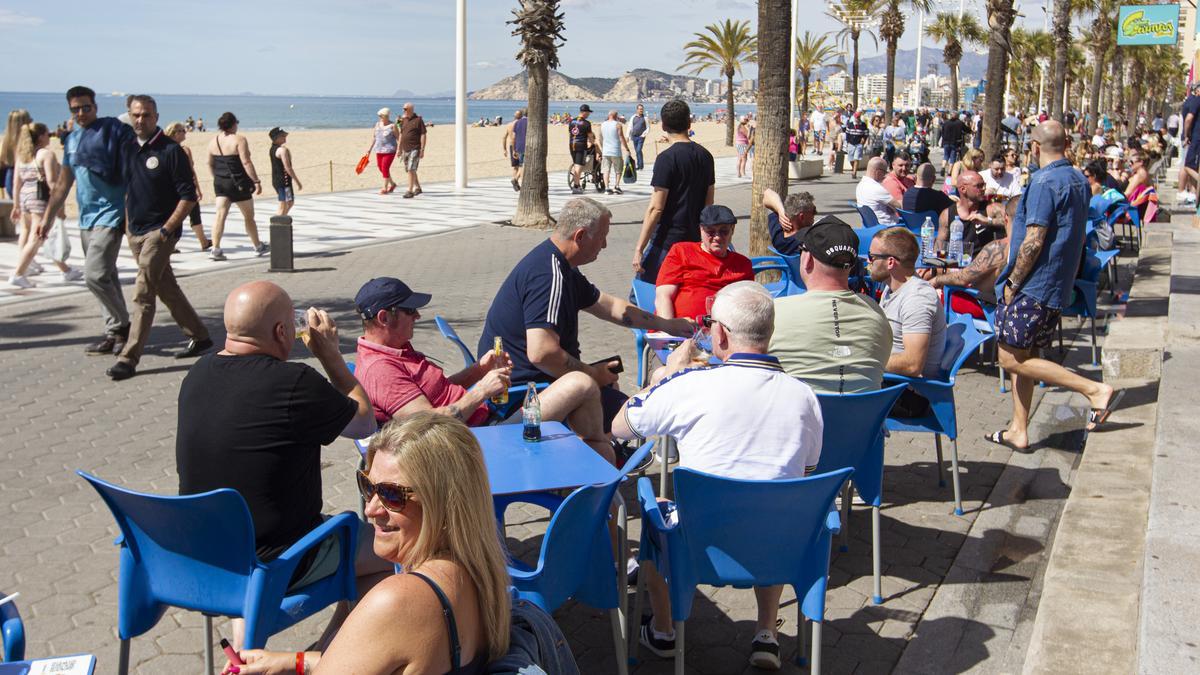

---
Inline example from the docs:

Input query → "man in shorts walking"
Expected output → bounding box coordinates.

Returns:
[398,102,426,199]
[268,127,301,216]
[844,110,868,179]
[989,121,1121,452]
[502,109,527,192]
[568,104,596,194]
[600,110,631,195]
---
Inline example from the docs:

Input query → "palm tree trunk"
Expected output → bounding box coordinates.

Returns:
[801,73,811,120]
[950,63,960,111]
[1050,0,1069,120]
[1111,45,1125,118]
[982,0,1016,158]
[1089,45,1106,128]
[751,0,790,257]
[885,40,897,120]
[514,64,553,228]
[726,71,736,147]
[852,33,861,110]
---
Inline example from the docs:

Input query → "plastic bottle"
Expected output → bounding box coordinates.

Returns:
[949,216,964,265]
[522,386,541,442]
[920,216,935,260]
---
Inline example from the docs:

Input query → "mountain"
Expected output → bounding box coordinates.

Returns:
[471,68,701,102]
[391,89,418,98]
[470,70,606,100]
[821,47,989,82]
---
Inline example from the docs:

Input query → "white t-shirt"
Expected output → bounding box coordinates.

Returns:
[623,354,823,479]
[856,176,899,225]
[810,111,825,134]
[983,169,1022,198]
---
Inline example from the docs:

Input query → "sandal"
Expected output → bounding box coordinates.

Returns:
[1086,388,1127,431]
[984,430,1028,452]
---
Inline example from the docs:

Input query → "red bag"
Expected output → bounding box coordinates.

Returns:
[355,154,370,175]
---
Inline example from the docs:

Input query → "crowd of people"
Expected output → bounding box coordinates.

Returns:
[0,84,1159,672]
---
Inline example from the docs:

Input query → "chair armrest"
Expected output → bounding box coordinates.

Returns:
[619,439,655,476]
[882,372,919,386]
[266,511,360,579]
[825,509,842,534]
[636,477,674,535]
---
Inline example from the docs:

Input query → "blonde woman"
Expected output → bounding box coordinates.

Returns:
[366,108,399,194]
[164,122,211,250]
[1,109,32,198]
[947,148,986,196]
[226,413,512,674]
[207,112,265,261]
[9,123,81,288]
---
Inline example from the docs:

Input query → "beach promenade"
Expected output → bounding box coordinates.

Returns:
[0,158,1146,673]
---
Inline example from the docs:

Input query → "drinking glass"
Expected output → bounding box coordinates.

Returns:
[294,308,310,340]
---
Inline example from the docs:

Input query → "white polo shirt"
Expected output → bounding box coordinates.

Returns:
[856,176,899,225]
[623,353,823,480]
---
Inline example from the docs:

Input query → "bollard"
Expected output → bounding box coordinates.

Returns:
[268,215,294,273]
[834,150,846,174]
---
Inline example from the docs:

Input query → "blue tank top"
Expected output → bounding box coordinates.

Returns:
[512,117,527,153]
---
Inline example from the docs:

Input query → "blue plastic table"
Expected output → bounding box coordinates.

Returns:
[471,422,621,496]
[0,654,95,674]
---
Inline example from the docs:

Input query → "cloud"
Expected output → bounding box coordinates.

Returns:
[0,9,44,26]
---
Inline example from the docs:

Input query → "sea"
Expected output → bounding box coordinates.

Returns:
[0,92,756,131]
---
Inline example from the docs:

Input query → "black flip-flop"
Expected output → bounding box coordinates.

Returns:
[1086,388,1127,431]
[984,430,1028,452]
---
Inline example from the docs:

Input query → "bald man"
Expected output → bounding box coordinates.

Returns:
[989,121,1121,452]
[939,169,1005,251]
[176,281,386,646]
[855,156,901,225]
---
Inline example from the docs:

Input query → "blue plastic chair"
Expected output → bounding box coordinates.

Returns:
[751,256,804,297]
[897,209,939,237]
[813,383,907,604]
[853,203,880,228]
[768,246,803,288]
[632,467,853,675]
[883,315,993,516]
[1,592,24,663]
[630,279,658,388]
[1059,247,1111,366]
[941,285,1007,393]
[433,315,547,421]
[853,224,893,257]
[78,471,360,675]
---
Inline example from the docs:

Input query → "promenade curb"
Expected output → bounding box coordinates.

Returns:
[1101,232,1171,380]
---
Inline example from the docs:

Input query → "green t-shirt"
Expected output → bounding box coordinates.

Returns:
[769,290,893,394]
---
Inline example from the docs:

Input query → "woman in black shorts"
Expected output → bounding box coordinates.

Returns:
[207,112,267,261]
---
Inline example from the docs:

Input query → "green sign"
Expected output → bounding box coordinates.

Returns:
[1117,5,1179,46]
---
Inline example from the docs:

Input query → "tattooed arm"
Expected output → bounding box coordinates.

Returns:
[1003,224,1047,302]
[932,238,1008,290]
[585,292,694,336]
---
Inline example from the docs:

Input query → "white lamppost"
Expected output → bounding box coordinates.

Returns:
[455,0,467,190]
[790,0,799,129]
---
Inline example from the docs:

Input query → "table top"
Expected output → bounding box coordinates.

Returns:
[472,421,621,496]
[0,654,95,674]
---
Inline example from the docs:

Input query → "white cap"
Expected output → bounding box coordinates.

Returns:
[377,107,391,117]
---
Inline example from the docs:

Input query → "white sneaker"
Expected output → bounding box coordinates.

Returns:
[210,247,226,261]
[61,268,84,282]
[1181,192,1196,204]
[8,274,35,289]
[27,261,44,276]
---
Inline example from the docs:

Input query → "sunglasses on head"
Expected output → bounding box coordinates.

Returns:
[357,470,415,513]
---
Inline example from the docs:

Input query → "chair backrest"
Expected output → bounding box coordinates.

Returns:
[78,471,258,620]
[813,384,908,506]
[768,246,802,287]
[631,278,656,313]
[526,477,624,610]
[938,315,991,381]
[434,315,476,368]
[670,467,852,589]
[856,204,880,228]
[898,209,938,236]
[853,224,890,257]
[1,593,23,662]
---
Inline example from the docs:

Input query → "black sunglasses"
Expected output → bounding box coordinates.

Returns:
[867,252,897,262]
[69,104,94,114]
[701,315,731,332]
[357,470,415,513]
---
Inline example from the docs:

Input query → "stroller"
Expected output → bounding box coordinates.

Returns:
[567,149,606,193]
[907,131,930,165]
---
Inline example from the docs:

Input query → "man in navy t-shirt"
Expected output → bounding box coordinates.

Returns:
[479,197,694,436]
[633,99,715,283]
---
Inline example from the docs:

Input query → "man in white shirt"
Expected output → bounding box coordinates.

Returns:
[983,154,1022,199]
[810,108,826,154]
[613,281,822,671]
[856,157,901,225]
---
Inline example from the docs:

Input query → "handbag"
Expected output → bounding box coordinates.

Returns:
[34,161,50,201]
[355,154,370,175]
[622,154,637,184]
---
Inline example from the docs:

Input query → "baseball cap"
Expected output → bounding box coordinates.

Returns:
[579,104,593,113]
[698,204,737,228]
[268,127,287,141]
[798,216,859,268]
[377,107,391,117]
[354,277,432,319]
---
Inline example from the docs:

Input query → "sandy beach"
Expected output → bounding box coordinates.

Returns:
[31,120,735,219]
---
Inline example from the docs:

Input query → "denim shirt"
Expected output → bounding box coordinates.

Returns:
[996,158,1088,309]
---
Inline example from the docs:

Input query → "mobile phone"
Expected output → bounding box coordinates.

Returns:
[589,355,624,374]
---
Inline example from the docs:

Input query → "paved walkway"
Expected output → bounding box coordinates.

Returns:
[0,165,1123,674]
[0,156,749,307]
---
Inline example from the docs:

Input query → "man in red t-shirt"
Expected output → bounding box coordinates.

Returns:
[654,205,755,319]
[881,151,915,202]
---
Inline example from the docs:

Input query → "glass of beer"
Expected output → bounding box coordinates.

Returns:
[294,309,310,340]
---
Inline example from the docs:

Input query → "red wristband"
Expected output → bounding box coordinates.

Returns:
[295,651,305,675]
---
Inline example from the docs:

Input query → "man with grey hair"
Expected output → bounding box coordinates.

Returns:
[600,109,631,195]
[855,156,901,225]
[478,197,693,444]
[614,280,823,670]
[762,187,815,255]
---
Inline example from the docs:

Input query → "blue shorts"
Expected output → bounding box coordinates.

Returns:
[943,145,960,165]
[1186,142,1200,170]
[276,185,294,202]
[996,292,1060,350]
[846,144,864,161]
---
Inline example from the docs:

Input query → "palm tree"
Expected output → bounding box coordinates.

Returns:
[679,19,757,146]
[981,0,1018,158]
[924,11,986,110]
[508,0,565,229]
[1085,0,1120,127]
[878,0,932,120]
[1049,0,1075,120]
[828,0,883,110]
[794,32,843,117]
[750,0,790,257]
[1010,28,1051,114]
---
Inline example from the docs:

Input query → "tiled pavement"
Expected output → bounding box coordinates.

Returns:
[0,167,1120,674]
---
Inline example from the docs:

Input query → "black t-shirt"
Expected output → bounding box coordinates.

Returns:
[767,212,800,256]
[941,118,964,147]
[568,117,592,150]
[176,353,357,560]
[902,187,954,220]
[643,140,715,279]
[477,239,602,384]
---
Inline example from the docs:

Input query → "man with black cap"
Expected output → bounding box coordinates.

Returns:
[568,104,596,194]
[268,127,301,216]
[769,217,892,393]
[355,277,615,459]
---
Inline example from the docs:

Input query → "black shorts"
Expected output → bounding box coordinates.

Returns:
[996,292,1061,350]
[570,148,590,166]
[214,177,254,202]
[1187,142,1200,170]
[510,150,524,168]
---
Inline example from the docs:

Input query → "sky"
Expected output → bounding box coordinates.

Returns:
[0,0,1050,97]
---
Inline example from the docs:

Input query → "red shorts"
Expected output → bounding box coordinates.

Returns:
[376,152,396,178]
